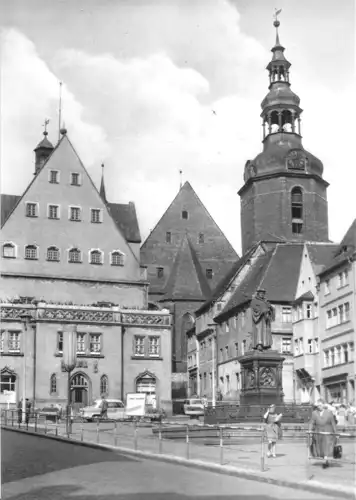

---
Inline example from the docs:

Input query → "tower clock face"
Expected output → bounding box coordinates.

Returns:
[286,149,307,170]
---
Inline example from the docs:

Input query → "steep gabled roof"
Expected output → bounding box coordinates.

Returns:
[162,233,211,301]
[215,249,276,321]
[108,202,141,244]
[306,242,339,275]
[1,194,20,227]
[195,243,259,315]
[259,243,304,302]
[319,219,356,276]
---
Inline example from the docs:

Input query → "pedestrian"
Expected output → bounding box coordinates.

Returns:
[309,399,337,469]
[263,404,283,458]
[17,399,22,424]
[25,398,31,426]
[100,395,108,420]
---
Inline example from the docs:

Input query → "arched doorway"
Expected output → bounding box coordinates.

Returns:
[136,371,157,408]
[70,372,90,408]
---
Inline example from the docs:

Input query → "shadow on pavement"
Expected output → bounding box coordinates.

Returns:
[3,484,322,500]
[2,430,138,484]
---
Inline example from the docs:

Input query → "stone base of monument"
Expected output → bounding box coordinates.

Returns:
[237,349,285,417]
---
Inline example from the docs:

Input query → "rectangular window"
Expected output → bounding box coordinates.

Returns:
[306,304,312,319]
[198,233,204,244]
[26,202,38,217]
[25,246,38,260]
[344,302,350,321]
[343,344,348,363]
[292,222,303,234]
[149,336,160,357]
[57,332,63,353]
[282,337,291,353]
[338,304,344,323]
[226,375,230,392]
[91,209,102,223]
[76,333,86,353]
[0,331,4,352]
[326,310,332,328]
[70,207,81,221]
[219,348,223,361]
[235,342,239,356]
[324,350,329,367]
[48,205,59,219]
[282,307,292,323]
[325,280,330,295]
[49,170,59,184]
[338,272,343,288]
[299,338,304,354]
[307,339,313,353]
[226,321,229,333]
[71,173,81,185]
[206,269,213,279]
[294,339,299,355]
[157,267,164,278]
[8,332,20,352]
[242,340,246,355]
[225,345,229,359]
[330,348,335,366]
[204,372,207,389]
[134,336,145,356]
[89,334,101,354]
[332,307,338,327]
[314,338,319,353]
[166,232,171,243]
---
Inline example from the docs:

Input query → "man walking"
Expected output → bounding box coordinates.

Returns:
[25,398,31,426]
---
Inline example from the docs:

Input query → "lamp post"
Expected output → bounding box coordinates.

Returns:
[20,312,33,423]
[62,327,77,435]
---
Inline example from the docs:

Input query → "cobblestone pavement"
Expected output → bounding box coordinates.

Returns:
[2,430,333,500]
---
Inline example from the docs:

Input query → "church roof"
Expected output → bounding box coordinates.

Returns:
[195,243,258,315]
[319,219,356,276]
[306,242,339,275]
[107,202,141,244]
[162,234,211,301]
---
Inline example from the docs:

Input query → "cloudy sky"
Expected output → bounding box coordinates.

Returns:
[1,0,355,254]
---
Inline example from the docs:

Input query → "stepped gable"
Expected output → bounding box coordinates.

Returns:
[306,242,339,275]
[259,243,304,302]
[163,233,211,301]
[107,202,141,243]
[319,219,356,275]
[215,249,276,321]
[1,194,20,227]
[195,243,260,315]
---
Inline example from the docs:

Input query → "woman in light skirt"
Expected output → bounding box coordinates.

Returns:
[264,404,283,458]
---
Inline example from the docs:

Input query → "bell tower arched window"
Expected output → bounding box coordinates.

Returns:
[291,187,303,234]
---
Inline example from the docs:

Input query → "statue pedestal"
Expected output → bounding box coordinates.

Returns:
[238,349,285,417]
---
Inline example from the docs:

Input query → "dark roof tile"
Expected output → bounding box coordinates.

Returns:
[107,202,141,243]
[1,194,21,227]
[319,219,356,275]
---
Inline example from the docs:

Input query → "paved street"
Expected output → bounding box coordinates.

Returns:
[2,430,331,500]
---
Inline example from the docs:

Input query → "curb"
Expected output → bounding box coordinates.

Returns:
[3,426,355,499]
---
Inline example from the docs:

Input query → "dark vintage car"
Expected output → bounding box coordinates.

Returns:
[38,405,73,422]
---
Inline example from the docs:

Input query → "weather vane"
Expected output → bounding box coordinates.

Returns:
[274,8,282,25]
[43,118,50,135]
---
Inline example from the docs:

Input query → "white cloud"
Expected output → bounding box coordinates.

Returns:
[1,0,355,256]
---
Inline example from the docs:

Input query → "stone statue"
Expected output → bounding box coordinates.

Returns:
[251,289,275,351]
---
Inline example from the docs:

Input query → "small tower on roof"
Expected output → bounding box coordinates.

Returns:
[34,119,54,175]
[100,163,107,204]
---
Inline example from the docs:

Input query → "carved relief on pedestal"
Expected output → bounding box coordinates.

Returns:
[259,367,276,387]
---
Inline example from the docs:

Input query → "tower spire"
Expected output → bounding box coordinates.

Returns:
[100,163,107,203]
[260,12,302,140]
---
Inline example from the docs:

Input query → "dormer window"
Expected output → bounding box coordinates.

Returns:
[182,210,188,220]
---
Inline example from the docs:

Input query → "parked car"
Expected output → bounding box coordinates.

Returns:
[183,398,205,418]
[80,399,125,421]
[38,405,73,422]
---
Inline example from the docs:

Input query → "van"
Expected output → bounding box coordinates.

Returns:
[80,399,125,421]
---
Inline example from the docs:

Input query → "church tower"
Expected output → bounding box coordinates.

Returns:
[238,17,329,254]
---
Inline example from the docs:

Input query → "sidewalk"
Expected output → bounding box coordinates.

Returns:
[4,421,355,499]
